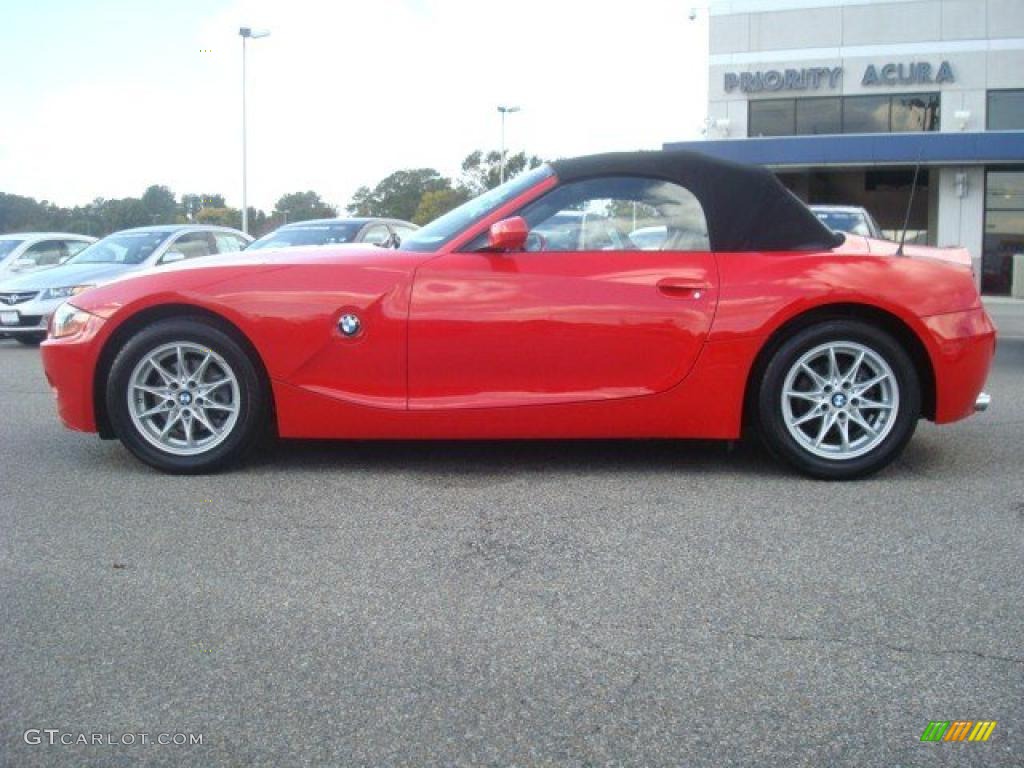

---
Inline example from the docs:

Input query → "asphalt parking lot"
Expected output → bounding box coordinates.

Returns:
[1,302,1022,767]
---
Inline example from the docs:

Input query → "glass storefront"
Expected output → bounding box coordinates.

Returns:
[796,98,841,135]
[983,169,1024,296]
[749,93,941,137]
[778,168,931,243]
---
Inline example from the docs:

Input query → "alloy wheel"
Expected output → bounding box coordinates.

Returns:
[127,342,242,456]
[780,341,899,461]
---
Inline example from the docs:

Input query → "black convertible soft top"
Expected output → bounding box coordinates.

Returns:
[550,150,843,253]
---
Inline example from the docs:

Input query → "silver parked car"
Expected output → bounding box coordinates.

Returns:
[0,232,96,277]
[0,225,251,346]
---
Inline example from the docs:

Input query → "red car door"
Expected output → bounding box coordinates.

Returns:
[408,174,719,410]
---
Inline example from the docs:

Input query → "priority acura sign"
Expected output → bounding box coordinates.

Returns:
[724,61,954,93]
[724,67,842,93]
[861,61,954,86]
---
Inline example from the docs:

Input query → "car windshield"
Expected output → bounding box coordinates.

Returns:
[401,166,554,252]
[0,239,26,257]
[249,222,364,250]
[814,211,872,237]
[69,231,173,265]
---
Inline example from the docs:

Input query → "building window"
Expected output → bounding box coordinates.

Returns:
[983,169,1024,296]
[796,98,841,135]
[843,95,891,134]
[749,99,795,137]
[988,90,1024,130]
[891,93,941,131]
[749,93,940,137]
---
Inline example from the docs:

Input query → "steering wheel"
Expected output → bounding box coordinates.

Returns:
[524,231,547,252]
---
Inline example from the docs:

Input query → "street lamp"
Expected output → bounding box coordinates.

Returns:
[239,26,270,234]
[497,105,521,184]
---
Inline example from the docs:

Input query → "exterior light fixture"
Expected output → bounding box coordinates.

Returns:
[955,172,969,198]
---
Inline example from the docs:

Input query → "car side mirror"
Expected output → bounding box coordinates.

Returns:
[161,250,186,264]
[11,258,35,270]
[487,216,529,252]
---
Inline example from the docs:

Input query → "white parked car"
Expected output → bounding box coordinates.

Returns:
[0,232,96,277]
[0,225,251,346]
[810,205,884,240]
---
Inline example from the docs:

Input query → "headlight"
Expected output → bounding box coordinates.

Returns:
[41,284,94,301]
[49,302,94,339]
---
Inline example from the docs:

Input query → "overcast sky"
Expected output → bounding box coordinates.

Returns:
[0,0,709,212]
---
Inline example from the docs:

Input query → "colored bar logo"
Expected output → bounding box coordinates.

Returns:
[921,721,997,742]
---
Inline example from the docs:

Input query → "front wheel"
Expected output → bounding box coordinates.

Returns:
[106,318,267,474]
[757,320,920,480]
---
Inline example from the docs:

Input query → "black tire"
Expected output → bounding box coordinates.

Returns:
[106,318,267,474]
[15,333,46,346]
[756,320,920,480]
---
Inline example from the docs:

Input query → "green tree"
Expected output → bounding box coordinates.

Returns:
[460,150,543,195]
[181,193,227,221]
[194,206,268,234]
[413,187,469,225]
[1,186,264,238]
[195,207,240,228]
[101,198,152,232]
[346,186,377,217]
[141,185,178,225]
[274,191,336,223]
[0,192,51,232]
[247,207,269,236]
[346,169,449,221]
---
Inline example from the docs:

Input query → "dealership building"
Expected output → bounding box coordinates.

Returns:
[666,0,1024,296]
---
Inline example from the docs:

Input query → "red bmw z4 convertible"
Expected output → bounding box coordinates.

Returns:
[41,151,996,479]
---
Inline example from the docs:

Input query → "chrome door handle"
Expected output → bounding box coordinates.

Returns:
[657,279,707,299]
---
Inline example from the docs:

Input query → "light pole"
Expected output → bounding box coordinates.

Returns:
[239,26,270,234]
[497,105,520,184]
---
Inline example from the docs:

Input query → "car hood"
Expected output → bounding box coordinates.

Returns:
[97,244,403,284]
[69,244,434,320]
[0,262,138,291]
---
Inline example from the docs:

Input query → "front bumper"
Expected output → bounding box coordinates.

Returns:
[0,296,61,335]
[39,313,108,433]
[921,307,997,424]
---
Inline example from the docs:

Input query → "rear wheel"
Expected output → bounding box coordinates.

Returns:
[106,318,266,473]
[757,320,920,479]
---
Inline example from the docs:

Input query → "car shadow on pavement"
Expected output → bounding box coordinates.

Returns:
[244,433,953,481]
[67,434,952,481]
[245,437,791,480]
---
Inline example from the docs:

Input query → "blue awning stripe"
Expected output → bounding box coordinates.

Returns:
[663,131,1024,168]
